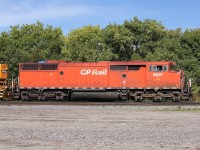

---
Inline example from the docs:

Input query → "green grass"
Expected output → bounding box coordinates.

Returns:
[153,106,200,112]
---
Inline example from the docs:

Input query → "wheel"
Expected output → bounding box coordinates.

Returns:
[154,96,162,102]
[42,96,46,101]
[37,95,42,101]
[172,96,180,102]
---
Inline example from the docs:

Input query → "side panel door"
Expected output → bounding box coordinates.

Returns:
[121,71,127,88]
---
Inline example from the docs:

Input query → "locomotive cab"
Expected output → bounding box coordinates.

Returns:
[146,62,182,89]
[145,61,191,101]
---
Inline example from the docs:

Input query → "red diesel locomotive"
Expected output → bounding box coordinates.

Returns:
[12,60,191,101]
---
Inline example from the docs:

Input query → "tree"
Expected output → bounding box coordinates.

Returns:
[145,29,182,62]
[179,29,200,87]
[0,32,29,78]
[124,17,166,60]
[61,25,115,62]
[0,21,65,77]
[9,21,64,61]
[102,24,133,60]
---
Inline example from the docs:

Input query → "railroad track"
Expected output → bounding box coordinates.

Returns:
[0,101,200,106]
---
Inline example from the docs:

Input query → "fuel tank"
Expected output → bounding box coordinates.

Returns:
[71,91,120,100]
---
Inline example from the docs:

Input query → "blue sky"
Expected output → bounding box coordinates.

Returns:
[0,0,200,35]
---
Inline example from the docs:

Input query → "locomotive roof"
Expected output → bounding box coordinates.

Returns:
[109,61,175,65]
[20,60,175,66]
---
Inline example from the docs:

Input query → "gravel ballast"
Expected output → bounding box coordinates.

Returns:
[0,105,200,150]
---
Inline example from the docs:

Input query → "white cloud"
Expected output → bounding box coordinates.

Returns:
[0,0,91,27]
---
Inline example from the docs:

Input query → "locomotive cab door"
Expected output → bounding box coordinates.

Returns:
[121,71,127,88]
[58,67,67,86]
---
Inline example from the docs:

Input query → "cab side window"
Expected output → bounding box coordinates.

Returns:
[149,65,168,72]
[163,65,168,71]
[154,65,162,72]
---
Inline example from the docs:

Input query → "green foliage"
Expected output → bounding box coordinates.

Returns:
[102,24,133,60]
[192,86,200,101]
[9,21,64,61]
[145,29,181,62]
[0,21,64,78]
[178,29,200,87]
[124,17,166,59]
[61,25,116,61]
[153,106,200,111]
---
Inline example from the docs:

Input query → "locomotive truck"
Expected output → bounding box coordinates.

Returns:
[11,60,191,102]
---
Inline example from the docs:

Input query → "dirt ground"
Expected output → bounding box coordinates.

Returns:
[0,105,200,150]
